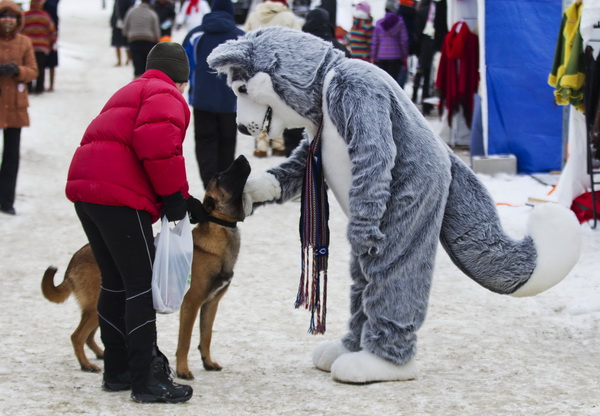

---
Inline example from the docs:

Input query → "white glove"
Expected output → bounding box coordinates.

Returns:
[242,172,281,216]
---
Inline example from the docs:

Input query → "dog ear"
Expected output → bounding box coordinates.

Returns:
[203,196,216,215]
[207,38,254,75]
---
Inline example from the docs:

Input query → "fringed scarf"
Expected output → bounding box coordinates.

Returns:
[296,118,329,334]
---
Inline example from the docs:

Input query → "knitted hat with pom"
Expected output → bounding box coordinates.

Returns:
[146,42,190,83]
[355,1,371,15]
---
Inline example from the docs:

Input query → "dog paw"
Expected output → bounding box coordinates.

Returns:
[81,364,102,373]
[176,369,195,380]
[202,361,222,371]
[330,351,419,384]
[312,339,350,372]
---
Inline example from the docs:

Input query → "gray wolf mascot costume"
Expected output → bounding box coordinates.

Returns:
[207,27,581,384]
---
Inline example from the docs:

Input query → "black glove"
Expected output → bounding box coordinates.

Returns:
[162,191,187,222]
[0,63,19,77]
[187,195,207,224]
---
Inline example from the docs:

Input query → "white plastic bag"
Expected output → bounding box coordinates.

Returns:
[151,215,193,314]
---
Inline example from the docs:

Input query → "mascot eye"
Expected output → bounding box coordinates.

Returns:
[237,85,247,94]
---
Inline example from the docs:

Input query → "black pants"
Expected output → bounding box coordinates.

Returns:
[74,202,157,390]
[283,128,304,157]
[28,51,48,94]
[0,128,21,210]
[193,109,237,188]
[412,35,436,112]
[376,59,403,82]
[129,40,156,78]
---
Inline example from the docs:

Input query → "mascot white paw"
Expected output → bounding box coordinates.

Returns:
[312,340,350,372]
[242,172,281,216]
[330,350,419,384]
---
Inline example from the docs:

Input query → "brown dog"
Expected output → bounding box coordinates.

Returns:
[42,155,251,380]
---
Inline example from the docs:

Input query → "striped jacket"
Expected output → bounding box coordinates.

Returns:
[22,5,56,55]
[347,17,373,60]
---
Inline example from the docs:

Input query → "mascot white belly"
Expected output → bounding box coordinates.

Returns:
[320,71,352,217]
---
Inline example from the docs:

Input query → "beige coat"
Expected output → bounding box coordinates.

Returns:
[0,0,38,128]
[243,1,301,32]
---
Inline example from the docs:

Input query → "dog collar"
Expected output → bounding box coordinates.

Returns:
[208,216,237,228]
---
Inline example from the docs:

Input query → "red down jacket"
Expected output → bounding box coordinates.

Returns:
[66,69,191,223]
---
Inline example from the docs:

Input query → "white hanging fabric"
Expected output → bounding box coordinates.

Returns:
[580,0,600,59]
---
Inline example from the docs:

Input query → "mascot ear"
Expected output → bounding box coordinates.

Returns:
[207,38,253,74]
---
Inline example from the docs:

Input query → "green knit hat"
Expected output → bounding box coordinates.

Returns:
[146,42,190,83]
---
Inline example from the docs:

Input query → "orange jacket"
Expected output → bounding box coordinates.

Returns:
[0,0,38,128]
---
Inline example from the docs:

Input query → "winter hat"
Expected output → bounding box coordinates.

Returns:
[211,0,234,15]
[146,42,190,83]
[355,2,371,16]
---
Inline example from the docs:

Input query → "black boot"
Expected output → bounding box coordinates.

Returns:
[131,354,193,403]
[102,371,132,392]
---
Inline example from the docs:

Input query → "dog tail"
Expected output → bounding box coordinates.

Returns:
[41,266,73,303]
[440,154,581,296]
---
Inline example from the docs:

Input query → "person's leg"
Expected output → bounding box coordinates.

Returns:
[216,112,237,173]
[115,46,122,66]
[129,41,155,78]
[282,127,304,157]
[74,202,192,402]
[0,128,21,214]
[48,67,55,91]
[271,135,286,156]
[34,52,47,94]
[419,37,436,115]
[74,202,130,385]
[194,109,219,188]
[76,203,157,389]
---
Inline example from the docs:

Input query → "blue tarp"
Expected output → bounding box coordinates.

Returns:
[485,0,564,173]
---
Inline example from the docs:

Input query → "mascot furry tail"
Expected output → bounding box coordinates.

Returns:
[441,156,581,297]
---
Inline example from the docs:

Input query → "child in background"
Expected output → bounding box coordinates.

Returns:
[347,2,373,61]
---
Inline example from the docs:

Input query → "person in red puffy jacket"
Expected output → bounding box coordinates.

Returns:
[65,42,205,404]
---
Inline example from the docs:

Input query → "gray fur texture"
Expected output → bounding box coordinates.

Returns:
[208,27,577,366]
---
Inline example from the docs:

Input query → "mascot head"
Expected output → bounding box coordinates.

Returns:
[207,27,346,138]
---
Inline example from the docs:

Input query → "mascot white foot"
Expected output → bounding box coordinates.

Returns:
[207,27,582,384]
[331,351,419,384]
[312,340,350,372]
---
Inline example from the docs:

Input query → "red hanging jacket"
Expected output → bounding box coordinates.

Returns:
[435,21,479,127]
[66,70,191,222]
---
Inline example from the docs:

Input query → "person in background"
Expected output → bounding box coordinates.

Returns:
[0,0,38,216]
[122,0,160,79]
[182,0,244,188]
[42,0,58,91]
[66,42,204,404]
[302,8,350,57]
[110,0,134,67]
[396,0,417,87]
[21,0,56,95]
[243,0,301,31]
[411,0,447,115]
[243,0,301,157]
[371,10,409,85]
[347,2,373,61]
[175,0,211,33]
[153,0,176,40]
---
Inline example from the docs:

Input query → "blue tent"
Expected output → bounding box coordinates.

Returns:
[482,0,564,173]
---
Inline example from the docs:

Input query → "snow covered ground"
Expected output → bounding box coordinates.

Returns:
[0,1,599,415]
